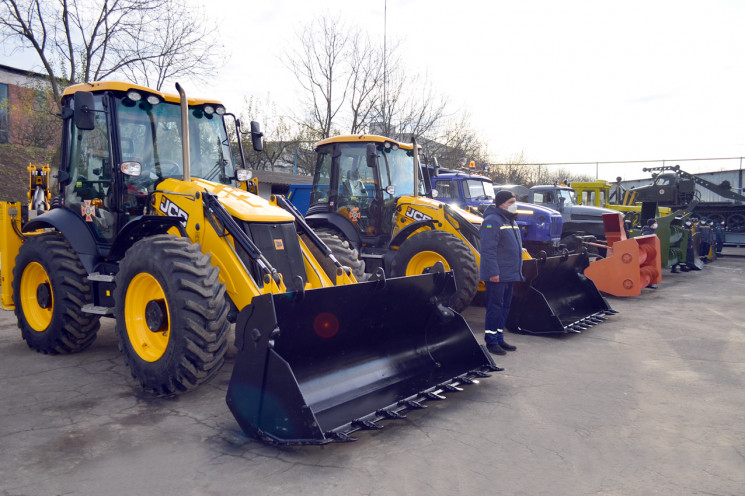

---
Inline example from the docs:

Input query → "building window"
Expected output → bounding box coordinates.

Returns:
[0,83,8,144]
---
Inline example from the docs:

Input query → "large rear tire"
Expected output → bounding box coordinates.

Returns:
[113,235,229,395]
[391,230,479,312]
[12,233,100,354]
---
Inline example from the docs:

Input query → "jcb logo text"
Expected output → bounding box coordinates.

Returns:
[405,207,433,222]
[159,197,189,226]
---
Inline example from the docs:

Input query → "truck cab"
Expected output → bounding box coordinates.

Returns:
[527,184,617,240]
[429,170,563,255]
[430,170,495,214]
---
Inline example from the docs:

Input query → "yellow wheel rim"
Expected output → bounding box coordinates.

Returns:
[19,262,54,332]
[405,251,451,275]
[125,273,170,362]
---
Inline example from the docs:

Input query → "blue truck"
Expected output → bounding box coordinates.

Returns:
[426,168,564,256]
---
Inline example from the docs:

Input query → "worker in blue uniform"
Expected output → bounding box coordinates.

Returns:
[479,190,523,355]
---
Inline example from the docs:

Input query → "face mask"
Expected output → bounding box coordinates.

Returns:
[652,223,658,229]
[507,203,518,214]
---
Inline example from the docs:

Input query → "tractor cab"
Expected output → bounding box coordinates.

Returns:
[59,82,239,243]
[308,136,426,245]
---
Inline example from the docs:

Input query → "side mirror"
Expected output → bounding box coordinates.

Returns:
[73,92,95,130]
[250,121,263,152]
[432,156,440,177]
[366,143,378,168]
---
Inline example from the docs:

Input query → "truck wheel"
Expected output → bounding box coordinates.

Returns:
[727,213,745,233]
[391,230,479,312]
[307,228,366,282]
[113,235,229,395]
[12,233,100,354]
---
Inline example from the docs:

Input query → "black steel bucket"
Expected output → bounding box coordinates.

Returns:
[226,270,498,445]
[507,252,616,335]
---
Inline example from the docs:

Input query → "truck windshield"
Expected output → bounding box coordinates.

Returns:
[116,97,234,188]
[557,188,578,205]
[464,179,495,200]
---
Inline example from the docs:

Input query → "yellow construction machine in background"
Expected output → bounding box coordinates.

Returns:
[299,135,616,334]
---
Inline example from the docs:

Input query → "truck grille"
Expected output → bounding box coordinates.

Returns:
[550,216,563,237]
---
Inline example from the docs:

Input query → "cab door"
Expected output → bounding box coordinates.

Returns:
[63,92,116,241]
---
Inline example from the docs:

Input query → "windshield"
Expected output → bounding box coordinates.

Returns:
[373,144,427,199]
[117,97,234,189]
[557,188,577,205]
[464,179,495,200]
[654,174,674,186]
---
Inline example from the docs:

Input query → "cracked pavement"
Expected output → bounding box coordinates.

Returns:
[1,247,744,495]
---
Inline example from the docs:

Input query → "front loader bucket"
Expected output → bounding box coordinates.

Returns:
[584,236,662,297]
[226,270,498,445]
[506,252,616,335]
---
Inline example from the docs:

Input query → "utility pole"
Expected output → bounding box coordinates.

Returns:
[383,0,387,134]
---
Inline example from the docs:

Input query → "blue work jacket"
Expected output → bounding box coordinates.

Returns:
[479,204,524,283]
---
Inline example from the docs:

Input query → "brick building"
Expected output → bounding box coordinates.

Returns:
[0,64,58,147]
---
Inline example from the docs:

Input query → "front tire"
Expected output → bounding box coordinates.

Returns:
[305,227,366,282]
[114,235,229,395]
[12,233,100,354]
[391,230,479,312]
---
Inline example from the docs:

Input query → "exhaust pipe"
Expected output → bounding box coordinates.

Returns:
[175,82,191,182]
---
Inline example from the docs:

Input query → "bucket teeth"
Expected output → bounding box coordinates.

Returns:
[352,419,383,431]
[441,384,463,392]
[377,409,406,420]
[326,430,357,442]
[421,391,446,401]
[473,369,494,377]
[399,399,427,410]
[459,376,476,384]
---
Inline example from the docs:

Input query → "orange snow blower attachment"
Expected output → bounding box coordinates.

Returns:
[584,213,662,297]
[584,236,662,297]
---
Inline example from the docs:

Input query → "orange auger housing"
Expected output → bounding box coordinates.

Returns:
[584,213,662,297]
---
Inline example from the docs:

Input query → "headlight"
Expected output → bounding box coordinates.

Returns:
[121,161,142,176]
[126,90,142,102]
[215,105,226,115]
[235,169,252,181]
[146,95,161,105]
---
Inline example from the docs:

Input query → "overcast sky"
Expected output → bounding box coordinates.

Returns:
[4,0,745,181]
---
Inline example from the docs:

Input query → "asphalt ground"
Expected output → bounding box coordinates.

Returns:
[1,247,744,496]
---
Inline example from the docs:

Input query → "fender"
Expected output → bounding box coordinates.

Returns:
[108,215,187,260]
[23,208,100,273]
[389,219,438,248]
[304,212,362,251]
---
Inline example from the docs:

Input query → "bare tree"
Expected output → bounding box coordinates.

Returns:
[428,110,489,169]
[118,0,225,90]
[234,95,303,172]
[285,14,353,139]
[0,0,224,109]
[491,151,537,185]
[381,69,448,143]
[347,30,383,134]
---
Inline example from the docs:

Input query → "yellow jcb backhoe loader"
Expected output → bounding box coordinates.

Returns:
[300,135,615,334]
[0,82,498,444]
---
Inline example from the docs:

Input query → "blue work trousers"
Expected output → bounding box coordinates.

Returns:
[484,281,514,345]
